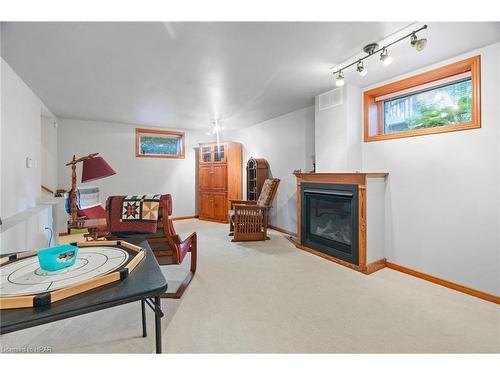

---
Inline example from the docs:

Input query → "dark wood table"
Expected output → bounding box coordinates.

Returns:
[0,241,168,353]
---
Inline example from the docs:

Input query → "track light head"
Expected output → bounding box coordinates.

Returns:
[356,60,368,77]
[380,48,393,67]
[410,32,427,51]
[335,71,345,87]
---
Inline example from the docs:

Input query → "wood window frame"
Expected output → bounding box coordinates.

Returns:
[363,55,481,142]
[135,128,185,159]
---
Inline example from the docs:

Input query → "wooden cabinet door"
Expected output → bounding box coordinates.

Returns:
[200,145,212,163]
[213,144,226,163]
[212,164,227,190]
[212,193,227,222]
[199,166,213,190]
[199,192,214,219]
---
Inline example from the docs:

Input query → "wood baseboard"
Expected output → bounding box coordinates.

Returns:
[365,258,387,274]
[172,215,198,221]
[386,261,500,305]
[198,217,228,224]
[268,224,296,237]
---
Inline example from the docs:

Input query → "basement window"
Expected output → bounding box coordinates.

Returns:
[136,128,185,159]
[364,55,481,142]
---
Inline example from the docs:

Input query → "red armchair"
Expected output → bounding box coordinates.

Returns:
[106,194,197,299]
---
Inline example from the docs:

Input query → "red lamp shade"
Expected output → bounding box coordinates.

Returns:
[81,156,116,183]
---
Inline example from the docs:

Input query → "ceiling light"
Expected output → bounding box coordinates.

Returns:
[210,120,224,134]
[330,24,428,85]
[380,48,393,67]
[335,71,345,87]
[356,60,368,77]
[410,32,427,51]
[362,43,379,55]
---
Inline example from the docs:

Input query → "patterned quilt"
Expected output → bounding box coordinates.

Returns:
[107,194,161,234]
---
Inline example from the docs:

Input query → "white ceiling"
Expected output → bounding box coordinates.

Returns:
[2,22,500,130]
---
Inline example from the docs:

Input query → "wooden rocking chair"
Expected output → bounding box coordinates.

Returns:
[106,194,196,299]
[229,178,280,242]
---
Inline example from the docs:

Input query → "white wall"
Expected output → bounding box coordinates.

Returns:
[57,118,212,217]
[0,23,3,226]
[228,106,315,233]
[1,59,43,218]
[315,84,362,172]
[1,58,56,252]
[41,116,58,192]
[360,43,499,295]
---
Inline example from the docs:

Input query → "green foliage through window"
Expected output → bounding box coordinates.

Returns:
[140,135,181,156]
[383,78,473,134]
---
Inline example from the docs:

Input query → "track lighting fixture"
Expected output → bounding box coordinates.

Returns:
[379,48,393,67]
[331,24,428,84]
[410,32,427,51]
[335,70,345,87]
[356,60,368,77]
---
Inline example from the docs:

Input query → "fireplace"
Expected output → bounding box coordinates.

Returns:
[301,183,359,265]
[294,172,388,274]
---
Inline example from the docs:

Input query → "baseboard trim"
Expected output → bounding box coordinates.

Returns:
[365,258,387,274]
[268,224,296,237]
[386,261,500,305]
[172,215,198,221]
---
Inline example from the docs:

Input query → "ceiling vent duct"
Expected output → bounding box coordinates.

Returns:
[318,88,343,111]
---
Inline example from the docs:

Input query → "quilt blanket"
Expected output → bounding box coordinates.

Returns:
[107,194,161,234]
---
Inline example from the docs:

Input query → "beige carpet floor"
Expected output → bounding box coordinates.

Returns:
[1,219,499,353]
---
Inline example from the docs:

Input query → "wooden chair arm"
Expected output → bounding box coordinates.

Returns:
[233,204,269,211]
[230,200,257,209]
[172,231,197,245]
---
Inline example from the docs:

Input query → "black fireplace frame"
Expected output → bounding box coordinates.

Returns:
[301,183,359,265]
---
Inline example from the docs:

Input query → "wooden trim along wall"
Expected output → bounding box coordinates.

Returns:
[172,215,198,221]
[135,128,186,159]
[364,55,481,142]
[268,224,296,237]
[41,185,54,194]
[386,261,499,305]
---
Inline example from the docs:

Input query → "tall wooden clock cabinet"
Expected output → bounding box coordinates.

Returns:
[198,142,242,223]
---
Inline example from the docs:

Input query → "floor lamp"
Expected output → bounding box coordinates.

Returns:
[66,153,116,227]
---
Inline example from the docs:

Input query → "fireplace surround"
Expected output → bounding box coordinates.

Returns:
[294,172,388,274]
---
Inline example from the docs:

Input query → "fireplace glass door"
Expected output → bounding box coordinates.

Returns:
[302,184,359,265]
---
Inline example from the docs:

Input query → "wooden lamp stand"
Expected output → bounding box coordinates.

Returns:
[66,153,115,228]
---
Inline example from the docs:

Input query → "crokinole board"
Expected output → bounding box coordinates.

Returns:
[0,241,145,309]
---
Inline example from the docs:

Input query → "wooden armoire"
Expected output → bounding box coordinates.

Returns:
[198,142,242,223]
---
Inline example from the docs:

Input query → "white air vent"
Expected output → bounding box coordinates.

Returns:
[318,88,343,111]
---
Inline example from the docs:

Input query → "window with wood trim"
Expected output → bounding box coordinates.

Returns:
[135,128,185,159]
[364,55,481,142]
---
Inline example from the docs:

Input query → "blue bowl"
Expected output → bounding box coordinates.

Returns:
[37,244,79,271]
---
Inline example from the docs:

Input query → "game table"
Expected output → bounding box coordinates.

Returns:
[0,241,168,353]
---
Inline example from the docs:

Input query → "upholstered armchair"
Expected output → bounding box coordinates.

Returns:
[229,178,280,242]
[106,194,197,299]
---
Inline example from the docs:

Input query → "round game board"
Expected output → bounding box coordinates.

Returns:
[0,246,129,297]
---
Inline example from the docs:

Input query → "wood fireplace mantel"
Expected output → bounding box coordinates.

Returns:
[294,172,388,185]
[294,172,388,274]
